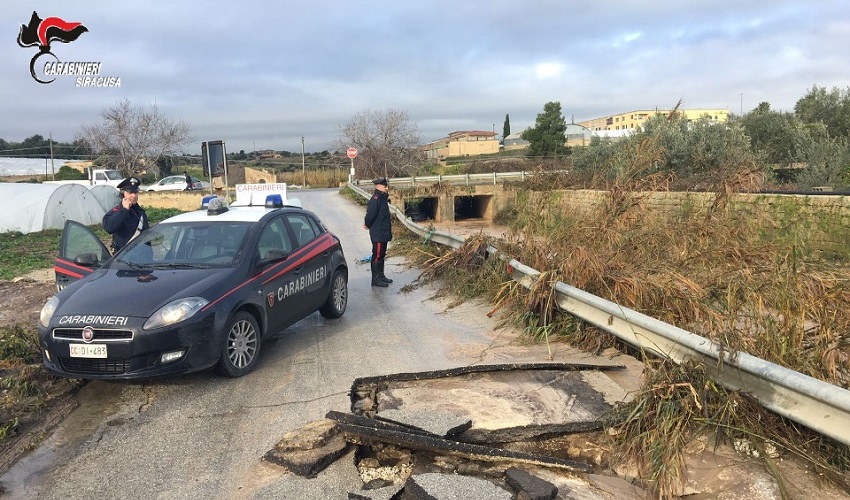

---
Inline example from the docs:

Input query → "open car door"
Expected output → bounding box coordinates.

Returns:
[54,220,111,291]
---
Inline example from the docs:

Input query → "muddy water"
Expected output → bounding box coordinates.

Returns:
[1,381,131,498]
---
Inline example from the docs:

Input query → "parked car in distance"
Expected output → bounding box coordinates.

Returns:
[143,175,210,192]
[191,177,211,190]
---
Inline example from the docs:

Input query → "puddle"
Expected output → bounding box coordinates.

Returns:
[0,381,128,498]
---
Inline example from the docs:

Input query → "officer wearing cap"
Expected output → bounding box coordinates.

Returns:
[363,177,393,287]
[103,176,149,252]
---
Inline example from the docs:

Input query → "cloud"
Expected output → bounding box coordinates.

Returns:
[1,0,849,153]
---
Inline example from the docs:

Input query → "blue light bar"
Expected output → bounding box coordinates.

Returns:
[201,195,217,209]
[265,194,283,208]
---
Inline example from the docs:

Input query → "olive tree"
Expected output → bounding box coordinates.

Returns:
[336,108,420,180]
[794,85,850,139]
[77,99,191,177]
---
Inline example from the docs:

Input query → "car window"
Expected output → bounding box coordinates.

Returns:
[257,218,293,260]
[120,222,251,266]
[286,213,318,248]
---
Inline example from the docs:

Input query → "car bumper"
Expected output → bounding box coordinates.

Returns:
[38,314,221,380]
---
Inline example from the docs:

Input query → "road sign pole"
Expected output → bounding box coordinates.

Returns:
[346,147,358,182]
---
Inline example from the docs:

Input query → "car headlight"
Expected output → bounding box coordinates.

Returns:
[39,296,60,328]
[144,297,209,330]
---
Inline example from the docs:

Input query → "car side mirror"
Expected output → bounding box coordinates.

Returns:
[74,253,100,267]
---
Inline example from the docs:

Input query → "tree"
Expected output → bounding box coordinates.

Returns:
[521,102,568,157]
[336,108,420,179]
[738,102,807,165]
[795,136,850,190]
[77,99,191,178]
[794,85,850,139]
[502,114,510,143]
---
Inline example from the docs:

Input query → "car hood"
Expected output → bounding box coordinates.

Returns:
[55,267,237,317]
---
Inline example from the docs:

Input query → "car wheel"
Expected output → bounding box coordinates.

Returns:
[215,311,261,377]
[319,269,347,319]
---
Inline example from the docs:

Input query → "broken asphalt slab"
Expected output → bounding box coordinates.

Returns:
[349,362,630,444]
[265,362,631,489]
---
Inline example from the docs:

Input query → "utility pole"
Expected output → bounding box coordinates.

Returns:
[49,132,55,179]
[739,93,743,116]
[301,135,306,188]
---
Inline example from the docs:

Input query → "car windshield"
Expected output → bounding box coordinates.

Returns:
[116,221,253,267]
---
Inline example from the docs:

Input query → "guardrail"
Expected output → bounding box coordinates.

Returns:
[351,171,541,188]
[348,183,850,447]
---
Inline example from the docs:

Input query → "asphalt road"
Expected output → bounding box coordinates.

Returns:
[1,188,623,499]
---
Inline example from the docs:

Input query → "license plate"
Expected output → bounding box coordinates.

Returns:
[69,343,107,358]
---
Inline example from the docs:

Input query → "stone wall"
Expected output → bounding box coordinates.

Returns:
[142,191,209,211]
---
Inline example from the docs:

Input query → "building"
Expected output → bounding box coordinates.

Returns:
[565,123,593,147]
[502,132,530,151]
[421,130,499,159]
[578,108,729,133]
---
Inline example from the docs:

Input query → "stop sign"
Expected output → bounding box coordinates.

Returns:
[346,147,358,159]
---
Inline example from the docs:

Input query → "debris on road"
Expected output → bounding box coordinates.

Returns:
[264,362,633,497]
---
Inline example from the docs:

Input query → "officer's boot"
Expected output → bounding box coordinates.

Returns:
[371,260,388,287]
[378,259,393,284]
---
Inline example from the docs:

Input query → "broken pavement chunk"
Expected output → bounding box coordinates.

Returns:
[326,411,592,473]
[403,472,513,500]
[263,419,350,478]
[376,408,472,438]
[505,467,558,500]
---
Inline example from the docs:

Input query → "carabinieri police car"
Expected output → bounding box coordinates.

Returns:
[38,188,348,379]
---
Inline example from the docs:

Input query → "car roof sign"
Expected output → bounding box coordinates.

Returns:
[233,183,287,207]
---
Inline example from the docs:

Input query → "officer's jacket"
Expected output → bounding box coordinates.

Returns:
[364,189,392,243]
[103,203,149,251]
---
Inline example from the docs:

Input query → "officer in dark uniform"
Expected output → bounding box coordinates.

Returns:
[363,177,393,287]
[103,176,149,252]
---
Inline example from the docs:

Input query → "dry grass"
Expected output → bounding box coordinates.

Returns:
[276,168,349,188]
[391,130,850,496]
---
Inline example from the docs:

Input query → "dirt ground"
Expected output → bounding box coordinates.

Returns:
[0,269,56,330]
[0,269,82,476]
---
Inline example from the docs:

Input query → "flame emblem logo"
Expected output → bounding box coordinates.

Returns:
[17,11,88,84]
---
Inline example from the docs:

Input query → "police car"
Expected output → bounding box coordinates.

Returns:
[38,186,348,379]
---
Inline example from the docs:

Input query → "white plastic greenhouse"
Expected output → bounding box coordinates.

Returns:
[0,183,120,234]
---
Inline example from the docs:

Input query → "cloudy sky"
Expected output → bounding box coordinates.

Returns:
[2,1,849,155]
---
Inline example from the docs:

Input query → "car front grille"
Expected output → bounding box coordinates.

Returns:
[58,357,133,374]
[52,328,134,341]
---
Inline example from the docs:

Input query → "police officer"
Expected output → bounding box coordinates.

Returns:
[363,177,393,287]
[103,176,149,252]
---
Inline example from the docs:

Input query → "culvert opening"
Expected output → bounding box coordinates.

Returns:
[454,195,492,221]
[404,197,438,222]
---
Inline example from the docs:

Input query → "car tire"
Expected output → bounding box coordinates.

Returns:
[319,269,347,319]
[215,311,262,377]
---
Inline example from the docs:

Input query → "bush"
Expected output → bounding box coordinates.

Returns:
[0,325,41,364]
[53,165,86,181]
